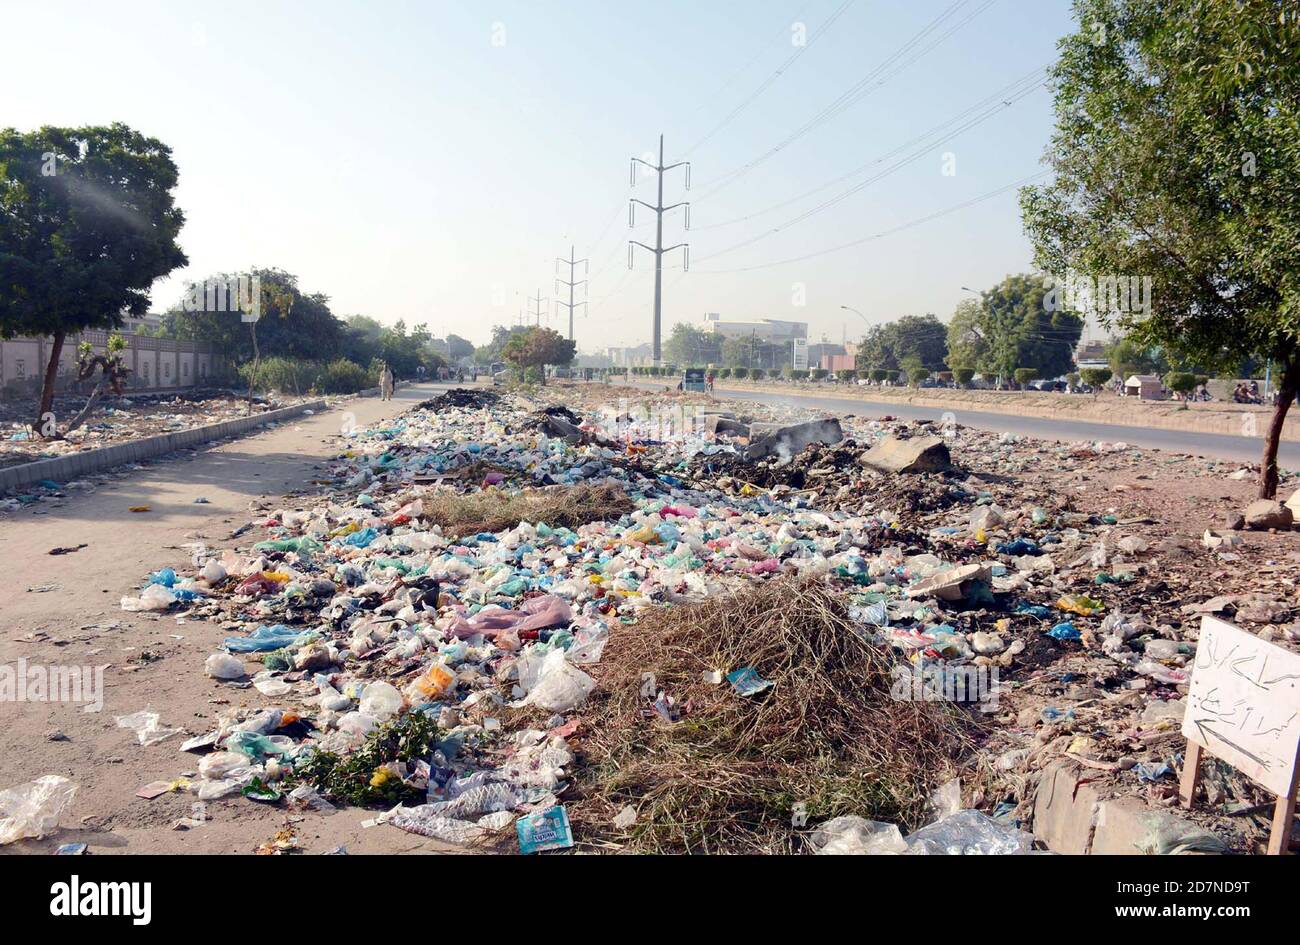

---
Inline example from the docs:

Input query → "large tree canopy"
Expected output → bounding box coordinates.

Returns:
[1021,0,1300,495]
[502,326,576,384]
[939,275,1084,383]
[166,267,343,362]
[663,322,722,367]
[857,314,948,374]
[0,122,187,431]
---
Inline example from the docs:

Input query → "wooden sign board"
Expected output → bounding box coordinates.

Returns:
[1181,615,1300,854]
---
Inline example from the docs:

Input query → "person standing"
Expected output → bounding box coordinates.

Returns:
[380,362,394,401]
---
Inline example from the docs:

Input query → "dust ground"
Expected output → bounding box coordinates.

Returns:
[0,382,458,854]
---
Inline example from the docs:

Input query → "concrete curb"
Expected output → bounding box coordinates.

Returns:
[0,399,327,494]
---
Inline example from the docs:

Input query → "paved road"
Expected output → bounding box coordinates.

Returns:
[0,382,459,854]
[618,380,1296,467]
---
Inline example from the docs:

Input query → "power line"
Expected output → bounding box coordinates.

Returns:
[690,2,815,113]
[683,169,1049,274]
[694,75,1046,262]
[684,0,856,156]
[694,0,997,200]
[694,64,1049,231]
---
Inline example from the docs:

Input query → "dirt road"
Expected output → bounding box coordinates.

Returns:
[0,382,458,854]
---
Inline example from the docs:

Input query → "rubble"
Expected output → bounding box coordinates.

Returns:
[1243,498,1293,531]
[743,418,843,462]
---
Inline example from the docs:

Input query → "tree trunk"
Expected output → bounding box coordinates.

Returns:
[35,330,66,437]
[246,322,260,416]
[62,374,110,436]
[1259,359,1299,500]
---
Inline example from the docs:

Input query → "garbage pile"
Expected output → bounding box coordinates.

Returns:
[2,390,306,464]
[112,386,1299,853]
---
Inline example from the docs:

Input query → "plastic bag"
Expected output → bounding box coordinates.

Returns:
[0,775,78,844]
[523,650,595,712]
[927,778,962,821]
[904,810,1035,855]
[359,681,403,718]
[810,816,907,855]
[120,583,176,612]
[204,652,246,680]
[116,710,183,746]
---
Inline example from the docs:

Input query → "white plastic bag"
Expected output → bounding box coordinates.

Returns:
[205,652,246,680]
[359,681,403,718]
[810,816,907,855]
[0,775,78,844]
[904,810,1035,855]
[523,649,595,713]
[116,710,183,746]
[120,583,176,612]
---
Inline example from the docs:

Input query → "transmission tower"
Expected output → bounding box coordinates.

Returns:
[555,245,589,342]
[528,287,549,326]
[628,134,690,363]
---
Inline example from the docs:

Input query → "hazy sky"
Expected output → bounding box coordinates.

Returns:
[7,0,1080,352]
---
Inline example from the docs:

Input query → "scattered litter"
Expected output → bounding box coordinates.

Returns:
[115,711,183,747]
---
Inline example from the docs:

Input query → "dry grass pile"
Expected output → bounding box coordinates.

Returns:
[421,482,632,538]
[571,578,979,853]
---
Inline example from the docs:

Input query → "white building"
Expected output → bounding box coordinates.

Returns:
[700,313,808,343]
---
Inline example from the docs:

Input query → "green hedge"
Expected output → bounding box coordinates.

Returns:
[239,357,376,395]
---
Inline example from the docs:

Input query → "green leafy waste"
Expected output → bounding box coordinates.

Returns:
[294,710,442,807]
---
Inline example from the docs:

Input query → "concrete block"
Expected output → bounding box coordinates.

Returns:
[1092,799,1228,855]
[859,435,951,474]
[1031,760,1099,855]
[704,413,747,436]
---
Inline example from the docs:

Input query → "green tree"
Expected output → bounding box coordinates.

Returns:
[501,326,575,385]
[1080,367,1113,395]
[953,367,976,387]
[170,268,342,362]
[1104,335,1167,382]
[1014,367,1039,388]
[1021,0,1300,497]
[663,322,721,367]
[445,333,475,361]
[982,274,1084,384]
[0,123,187,434]
[857,314,947,374]
[475,324,529,366]
[945,299,989,372]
